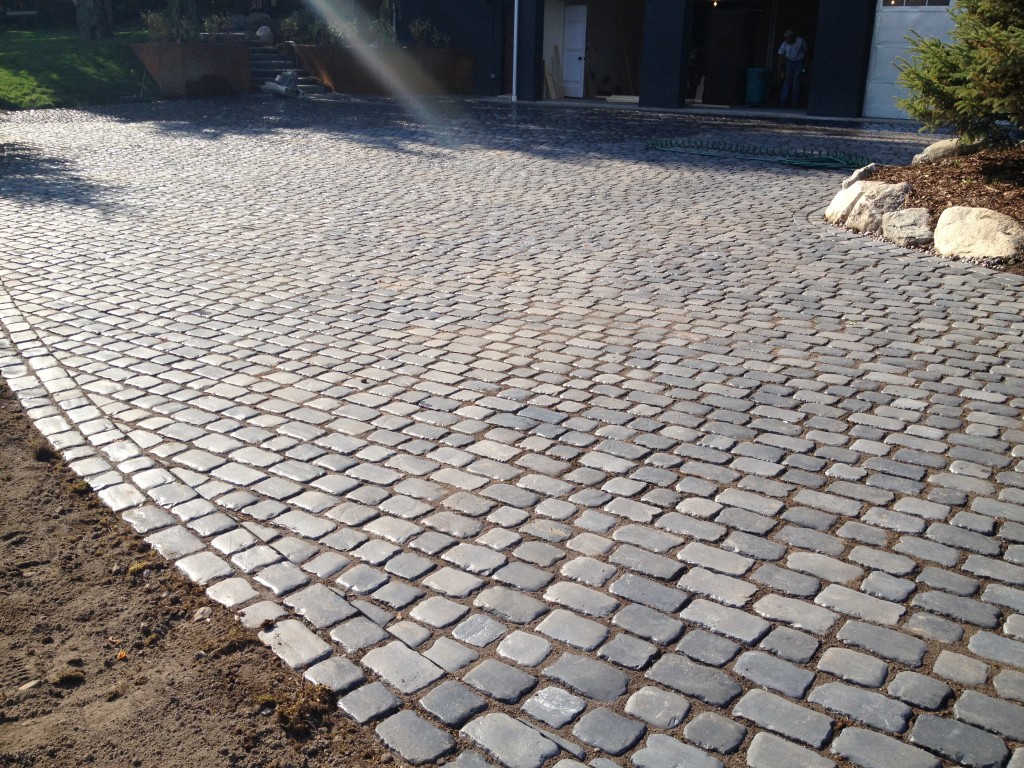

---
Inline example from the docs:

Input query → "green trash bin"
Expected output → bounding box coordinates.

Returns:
[746,67,772,107]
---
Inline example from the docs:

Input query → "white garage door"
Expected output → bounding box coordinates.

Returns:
[863,0,955,119]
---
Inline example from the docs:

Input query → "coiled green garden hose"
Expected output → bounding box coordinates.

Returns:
[647,138,872,170]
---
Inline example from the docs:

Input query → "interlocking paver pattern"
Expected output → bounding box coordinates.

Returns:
[2,96,1023,767]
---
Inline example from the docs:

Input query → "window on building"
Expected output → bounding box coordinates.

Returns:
[883,0,951,7]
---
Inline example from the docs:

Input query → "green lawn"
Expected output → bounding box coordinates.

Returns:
[0,29,159,110]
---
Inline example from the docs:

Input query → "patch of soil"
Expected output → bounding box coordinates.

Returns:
[0,380,407,768]
[872,145,1024,276]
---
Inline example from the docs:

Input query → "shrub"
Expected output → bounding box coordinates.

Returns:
[897,0,1024,143]
[408,17,450,48]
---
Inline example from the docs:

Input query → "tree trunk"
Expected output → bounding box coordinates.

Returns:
[77,0,114,40]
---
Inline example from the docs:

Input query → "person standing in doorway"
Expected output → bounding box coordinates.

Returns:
[777,29,808,107]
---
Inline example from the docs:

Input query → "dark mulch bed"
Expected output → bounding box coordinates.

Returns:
[873,146,1024,226]
[871,145,1024,276]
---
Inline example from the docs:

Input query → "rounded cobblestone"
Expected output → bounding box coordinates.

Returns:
[2,97,1022,768]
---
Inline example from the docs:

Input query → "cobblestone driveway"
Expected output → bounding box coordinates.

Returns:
[2,97,1023,768]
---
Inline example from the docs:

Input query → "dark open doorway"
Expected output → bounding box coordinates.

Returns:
[686,0,819,107]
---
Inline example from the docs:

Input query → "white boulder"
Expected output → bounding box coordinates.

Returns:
[842,163,878,189]
[882,207,933,248]
[934,206,1024,263]
[845,182,911,234]
[825,182,868,226]
[912,138,963,165]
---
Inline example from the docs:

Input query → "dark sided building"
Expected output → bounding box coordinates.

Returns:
[397,0,954,119]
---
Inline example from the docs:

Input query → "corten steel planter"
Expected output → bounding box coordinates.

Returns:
[293,44,474,96]
[133,42,251,99]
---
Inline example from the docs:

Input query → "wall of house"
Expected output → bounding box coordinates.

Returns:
[806,0,875,116]
[399,0,511,96]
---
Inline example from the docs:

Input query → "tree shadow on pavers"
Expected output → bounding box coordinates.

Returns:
[78,94,933,170]
[0,142,114,208]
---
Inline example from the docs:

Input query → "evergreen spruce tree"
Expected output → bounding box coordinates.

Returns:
[897,0,1024,143]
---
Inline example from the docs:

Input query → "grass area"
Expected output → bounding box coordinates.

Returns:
[0,29,160,110]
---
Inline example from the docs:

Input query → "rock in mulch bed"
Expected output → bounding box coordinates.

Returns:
[826,140,1024,274]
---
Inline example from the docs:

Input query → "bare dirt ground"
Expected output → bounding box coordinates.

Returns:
[0,380,407,768]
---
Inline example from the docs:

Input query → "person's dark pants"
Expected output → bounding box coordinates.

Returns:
[780,59,803,106]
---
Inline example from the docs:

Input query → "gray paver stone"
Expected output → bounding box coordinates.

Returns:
[375,711,454,765]
[817,648,889,688]
[680,599,771,645]
[175,551,234,585]
[677,542,753,576]
[419,680,487,726]
[746,732,836,768]
[678,566,757,607]
[968,631,1024,670]
[303,656,364,693]
[934,650,989,685]
[497,631,552,667]
[423,636,480,673]
[910,714,1010,768]
[954,690,1024,741]
[257,618,331,670]
[807,683,911,734]
[145,525,204,559]
[815,585,905,625]
[522,686,587,728]
[683,712,747,754]
[361,641,445,694]
[462,712,559,768]
[453,613,507,647]
[994,669,1024,703]
[449,752,494,768]
[475,586,549,624]
[329,616,388,653]
[732,689,833,748]
[544,652,629,702]
[836,620,927,667]
[464,659,537,703]
[238,600,288,630]
[646,654,742,706]
[338,682,400,724]
[572,708,645,756]
[625,686,691,729]
[887,671,953,710]
[613,603,684,645]
[753,594,839,635]
[733,650,815,697]
[831,727,940,768]
[206,577,259,607]
[676,630,741,666]
[537,609,609,650]
[284,583,358,628]
[632,734,724,768]
[911,590,1001,628]
[597,632,659,670]
[759,626,819,663]
[545,581,619,617]
[409,598,468,626]
[609,573,690,612]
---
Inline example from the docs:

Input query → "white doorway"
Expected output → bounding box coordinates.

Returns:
[562,5,587,98]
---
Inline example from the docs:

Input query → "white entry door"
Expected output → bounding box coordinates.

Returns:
[562,5,587,98]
